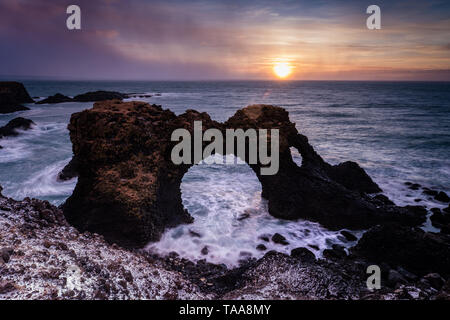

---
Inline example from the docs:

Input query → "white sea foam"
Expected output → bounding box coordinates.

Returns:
[147,154,360,267]
[9,158,77,202]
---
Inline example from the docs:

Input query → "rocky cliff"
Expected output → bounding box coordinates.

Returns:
[0,82,34,114]
[63,101,427,248]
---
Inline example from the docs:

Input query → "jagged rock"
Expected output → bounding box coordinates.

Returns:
[327,161,382,194]
[430,211,450,228]
[290,247,316,262]
[0,117,35,138]
[63,101,429,248]
[272,233,289,245]
[387,269,407,287]
[423,273,445,290]
[36,93,73,104]
[423,188,438,196]
[0,82,33,114]
[435,191,450,203]
[323,244,347,260]
[57,157,79,181]
[73,91,127,102]
[373,194,395,206]
[340,230,358,242]
[256,244,267,251]
[353,224,450,277]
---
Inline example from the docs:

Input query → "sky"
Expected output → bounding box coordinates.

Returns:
[1,0,449,80]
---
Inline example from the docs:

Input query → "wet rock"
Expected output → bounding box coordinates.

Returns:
[290,247,315,262]
[443,205,450,214]
[256,244,267,251]
[396,267,418,282]
[272,233,289,245]
[435,192,450,203]
[258,235,270,242]
[353,224,450,277]
[188,230,202,238]
[430,211,450,228]
[73,91,127,102]
[63,102,431,248]
[0,82,33,114]
[373,194,395,206]
[36,93,73,104]
[387,269,407,287]
[323,245,347,260]
[58,157,79,181]
[430,208,442,215]
[201,246,208,255]
[408,183,421,190]
[0,117,35,138]
[340,230,357,242]
[423,273,445,290]
[423,188,438,196]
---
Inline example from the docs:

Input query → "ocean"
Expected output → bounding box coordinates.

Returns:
[1,80,449,266]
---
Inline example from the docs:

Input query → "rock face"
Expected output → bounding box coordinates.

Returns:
[0,186,209,300]
[353,224,450,277]
[63,101,426,248]
[0,117,35,138]
[36,93,73,104]
[0,82,33,114]
[73,91,127,102]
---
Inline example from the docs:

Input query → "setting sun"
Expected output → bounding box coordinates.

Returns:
[273,62,293,79]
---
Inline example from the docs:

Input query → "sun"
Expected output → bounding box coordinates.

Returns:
[273,62,293,79]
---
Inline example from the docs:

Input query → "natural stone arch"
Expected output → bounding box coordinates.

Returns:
[63,100,426,248]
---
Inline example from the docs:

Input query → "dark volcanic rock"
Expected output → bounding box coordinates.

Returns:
[63,101,429,248]
[36,93,73,104]
[57,157,79,181]
[0,82,33,114]
[290,247,316,262]
[435,191,450,203]
[0,117,35,138]
[327,161,382,194]
[272,233,289,245]
[73,91,127,102]
[353,224,450,277]
[340,230,358,242]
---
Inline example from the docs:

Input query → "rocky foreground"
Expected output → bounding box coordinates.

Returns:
[1,187,450,300]
[1,93,450,300]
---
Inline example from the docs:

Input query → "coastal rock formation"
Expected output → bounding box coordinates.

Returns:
[0,186,209,300]
[73,91,127,102]
[353,224,450,278]
[36,93,73,104]
[3,187,448,300]
[63,101,427,248]
[0,82,33,114]
[0,117,35,138]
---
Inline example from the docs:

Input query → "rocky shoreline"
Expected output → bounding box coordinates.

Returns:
[1,187,450,300]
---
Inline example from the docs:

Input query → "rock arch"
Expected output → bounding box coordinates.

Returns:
[63,100,426,248]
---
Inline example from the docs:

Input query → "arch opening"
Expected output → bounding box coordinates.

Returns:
[147,154,352,267]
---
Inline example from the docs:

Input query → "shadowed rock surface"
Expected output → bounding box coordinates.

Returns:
[0,82,33,114]
[73,91,128,102]
[63,101,427,248]
[0,117,35,138]
[58,157,79,181]
[1,187,449,300]
[36,93,73,104]
[353,224,450,278]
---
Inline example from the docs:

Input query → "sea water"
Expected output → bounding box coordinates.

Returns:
[0,80,449,266]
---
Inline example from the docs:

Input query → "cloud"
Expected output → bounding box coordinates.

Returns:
[0,0,449,80]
